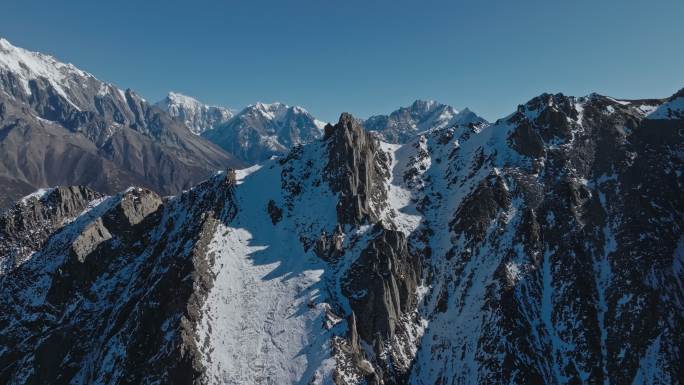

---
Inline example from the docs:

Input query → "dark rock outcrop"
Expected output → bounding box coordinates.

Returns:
[0,186,103,269]
[314,225,345,261]
[450,172,511,243]
[0,172,238,384]
[342,227,420,344]
[324,113,389,225]
[266,199,283,225]
[340,227,421,384]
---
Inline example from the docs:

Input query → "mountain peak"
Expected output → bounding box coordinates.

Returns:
[253,101,287,110]
[0,36,92,82]
[0,36,95,106]
[364,99,486,143]
[409,99,440,113]
[155,92,233,135]
[0,37,12,49]
[166,91,203,106]
[203,101,325,164]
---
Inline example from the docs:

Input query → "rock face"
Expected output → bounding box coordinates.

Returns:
[364,99,486,143]
[0,186,103,270]
[408,90,684,385]
[203,102,326,164]
[0,88,683,385]
[342,227,421,382]
[0,172,237,384]
[323,113,389,225]
[0,37,241,208]
[155,92,234,135]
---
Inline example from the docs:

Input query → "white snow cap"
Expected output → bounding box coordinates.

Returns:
[0,37,93,101]
[166,91,204,107]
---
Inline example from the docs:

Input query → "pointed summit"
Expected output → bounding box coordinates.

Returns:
[364,99,487,143]
[155,92,233,134]
[202,101,325,163]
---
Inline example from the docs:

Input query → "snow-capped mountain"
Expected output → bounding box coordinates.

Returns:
[155,92,234,135]
[0,37,241,207]
[364,99,487,143]
[1,87,681,384]
[202,101,327,163]
[163,95,485,165]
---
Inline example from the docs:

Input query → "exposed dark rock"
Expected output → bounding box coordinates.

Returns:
[0,171,238,384]
[266,199,283,225]
[342,227,420,345]
[324,113,389,225]
[450,172,511,242]
[509,120,545,158]
[314,224,345,261]
[0,186,103,269]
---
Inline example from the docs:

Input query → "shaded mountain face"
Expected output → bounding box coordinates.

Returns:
[202,102,326,163]
[1,87,682,385]
[364,99,487,143]
[0,38,241,207]
[154,92,234,135]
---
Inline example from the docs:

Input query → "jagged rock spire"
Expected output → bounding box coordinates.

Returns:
[324,112,389,225]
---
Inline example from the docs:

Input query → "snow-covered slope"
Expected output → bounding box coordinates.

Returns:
[0,37,97,108]
[155,92,234,135]
[364,99,487,143]
[0,88,682,384]
[647,88,684,120]
[203,102,326,163]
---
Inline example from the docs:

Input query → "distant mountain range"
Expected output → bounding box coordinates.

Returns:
[155,92,234,135]
[0,36,491,207]
[0,38,241,207]
[364,99,487,143]
[201,102,327,163]
[158,92,487,163]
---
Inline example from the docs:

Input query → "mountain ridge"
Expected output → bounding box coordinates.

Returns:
[154,92,234,135]
[0,37,242,207]
[364,99,487,143]
[0,85,681,384]
[201,101,327,163]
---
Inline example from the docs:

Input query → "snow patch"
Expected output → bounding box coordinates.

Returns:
[647,97,684,120]
[19,187,54,204]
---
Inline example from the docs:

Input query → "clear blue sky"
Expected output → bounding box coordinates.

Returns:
[2,0,682,122]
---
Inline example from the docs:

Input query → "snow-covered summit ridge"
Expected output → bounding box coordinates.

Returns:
[0,36,134,112]
[0,37,93,89]
[201,100,328,163]
[0,37,98,107]
[364,99,488,143]
[155,91,234,134]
